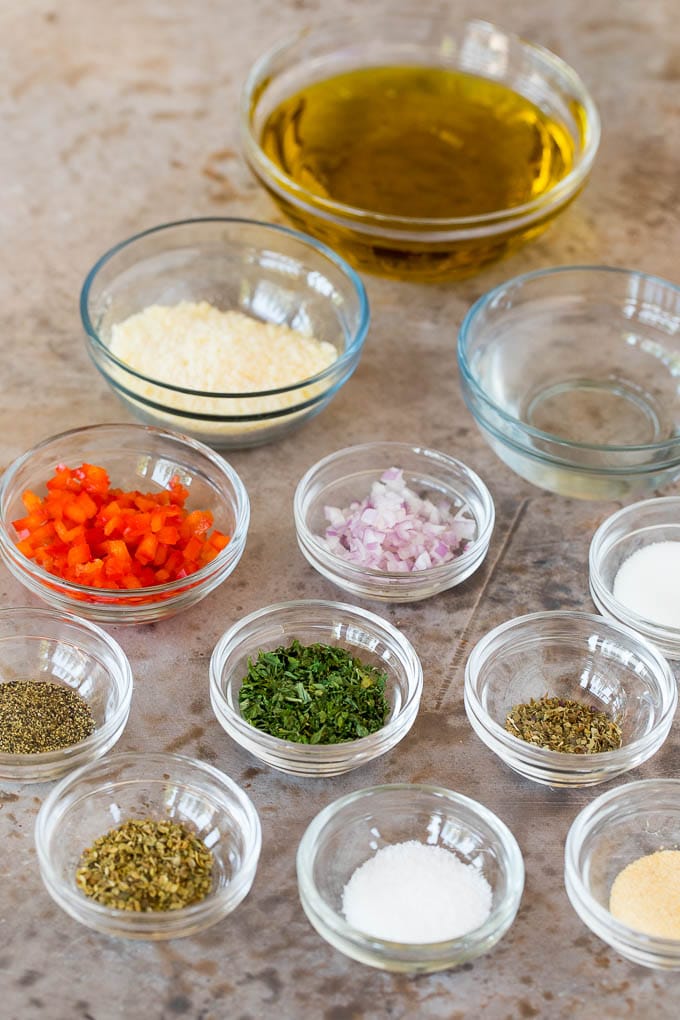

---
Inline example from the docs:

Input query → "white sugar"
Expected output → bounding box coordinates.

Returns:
[612,541,680,630]
[341,840,492,943]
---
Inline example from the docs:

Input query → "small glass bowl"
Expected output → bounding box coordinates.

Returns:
[565,779,680,969]
[35,751,262,940]
[0,423,249,625]
[80,218,369,449]
[458,266,680,499]
[464,611,676,788]
[0,607,133,783]
[241,15,599,281]
[209,599,423,776]
[296,784,524,972]
[589,497,680,659]
[293,442,494,602]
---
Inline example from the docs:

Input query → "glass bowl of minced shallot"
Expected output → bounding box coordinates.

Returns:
[35,751,262,940]
[0,606,133,783]
[464,611,677,788]
[80,218,369,449]
[589,497,680,660]
[293,442,494,602]
[209,599,423,777]
[296,784,524,973]
[565,779,680,969]
[0,423,249,625]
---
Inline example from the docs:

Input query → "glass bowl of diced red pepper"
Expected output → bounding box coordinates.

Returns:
[0,423,250,624]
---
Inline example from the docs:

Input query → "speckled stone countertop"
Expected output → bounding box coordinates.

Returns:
[2,1,680,1018]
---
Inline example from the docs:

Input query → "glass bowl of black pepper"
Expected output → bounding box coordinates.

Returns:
[464,610,676,788]
[35,751,262,940]
[0,606,133,783]
[296,784,525,972]
[209,599,423,776]
[565,778,680,969]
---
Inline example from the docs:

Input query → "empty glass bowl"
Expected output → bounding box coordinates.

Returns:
[80,218,369,448]
[296,784,524,972]
[565,779,680,969]
[209,599,423,776]
[0,607,133,783]
[242,16,599,281]
[464,611,676,787]
[293,442,494,602]
[590,497,680,659]
[35,751,262,940]
[0,423,249,624]
[458,266,680,499]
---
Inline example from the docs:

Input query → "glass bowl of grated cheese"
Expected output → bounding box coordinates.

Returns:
[296,784,524,972]
[294,442,495,602]
[80,218,369,449]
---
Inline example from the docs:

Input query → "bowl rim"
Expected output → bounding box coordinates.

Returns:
[458,264,680,456]
[293,441,495,583]
[0,422,250,602]
[464,609,677,767]
[296,782,525,953]
[241,15,600,237]
[589,496,680,644]
[0,605,133,770]
[80,216,370,400]
[209,597,423,758]
[35,750,263,927]
[564,777,680,955]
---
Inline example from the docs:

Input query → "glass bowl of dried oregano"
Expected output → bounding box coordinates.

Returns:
[464,610,676,788]
[209,599,423,776]
[35,751,262,939]
[0,606,133,783]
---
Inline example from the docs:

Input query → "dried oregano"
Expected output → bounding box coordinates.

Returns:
[505,695,622,754]
[75,818,214,911]
[0,680,95,754]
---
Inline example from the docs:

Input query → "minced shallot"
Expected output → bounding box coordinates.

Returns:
[321,467,475,572]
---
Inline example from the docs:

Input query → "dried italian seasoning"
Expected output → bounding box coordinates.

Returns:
[504,695,622,754]
[76,818,213,912]
[0,679,95,754]
[238,638,390,744]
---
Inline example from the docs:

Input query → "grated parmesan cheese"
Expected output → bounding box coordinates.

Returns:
[108,301,339,421]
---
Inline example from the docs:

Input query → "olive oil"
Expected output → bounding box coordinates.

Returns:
[260,65,578,220]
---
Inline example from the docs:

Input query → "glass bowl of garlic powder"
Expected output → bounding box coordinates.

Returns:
[80,218,369,449]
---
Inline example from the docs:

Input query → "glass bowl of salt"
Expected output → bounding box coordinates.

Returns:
[589,496,680,659]
[296,784,524,973]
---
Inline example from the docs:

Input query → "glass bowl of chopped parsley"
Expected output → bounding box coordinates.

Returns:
[209,599,423,776]
[80,218,369,449]
[0,606,133,783]
[35,751,262,940]
[294,442,494,602]
[464,610,676,787]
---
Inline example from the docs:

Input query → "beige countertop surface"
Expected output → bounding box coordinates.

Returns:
[1,1,680,1017]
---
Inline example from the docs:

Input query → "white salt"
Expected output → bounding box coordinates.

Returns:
[341,839,492,943]
[612,541,680,630]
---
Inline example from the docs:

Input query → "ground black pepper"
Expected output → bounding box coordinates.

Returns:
[0,679,95,754]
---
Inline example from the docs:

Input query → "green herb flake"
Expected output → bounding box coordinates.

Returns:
[238,639,390,744]
[75,818,214,912]
[505,694,623,754]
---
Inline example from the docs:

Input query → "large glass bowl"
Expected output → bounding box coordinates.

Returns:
[209,599,423,776]
[80,218,369,449]
[0,423,249,624]
[0,607,133,783]
[296,784,524,972]
[35,751,262,940]
[464,611,676,787]
[241,15,599,281]
[458,266,680,500]
[565,779,680,969]
[293,442,494,602]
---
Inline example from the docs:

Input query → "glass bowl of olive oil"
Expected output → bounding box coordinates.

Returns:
[241,15,600,281]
